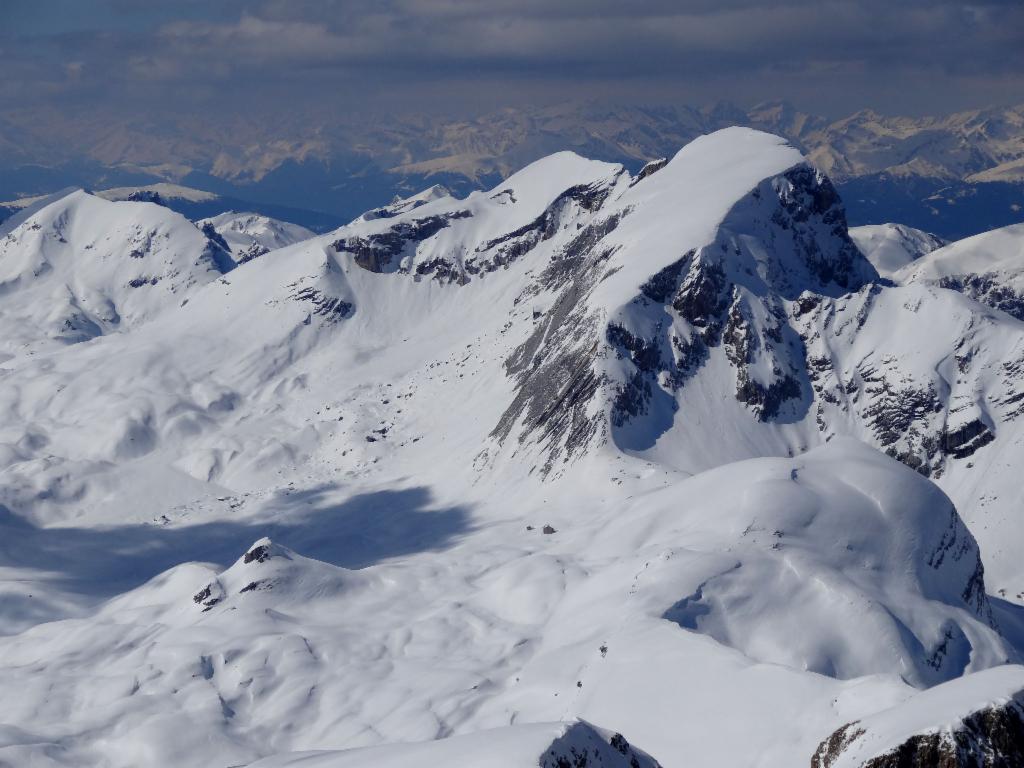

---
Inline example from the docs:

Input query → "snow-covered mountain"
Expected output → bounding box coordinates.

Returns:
[849,223,946,278]
[197,211,315,264]
[0,189,233,356]
[1,183,342,234]
[896,223,1024,319]
[1,127,1024,766]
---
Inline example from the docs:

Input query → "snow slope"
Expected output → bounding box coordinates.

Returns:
[0,189,233,357]
[0,441,1011,767]
[812,665,1024,767]
[248,721,661,768]
[1,128,1024,766]
[849,222,946,278]
[897,222,1024,319]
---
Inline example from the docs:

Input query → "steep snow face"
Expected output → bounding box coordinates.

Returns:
[849,223,946,278]
[0,189,231,355]
[480,128,877,475]
[898,223,1024,320]
[197,211,315,264]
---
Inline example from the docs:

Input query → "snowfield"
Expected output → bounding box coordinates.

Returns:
[849,222,946,278]
[1,127,1024,766]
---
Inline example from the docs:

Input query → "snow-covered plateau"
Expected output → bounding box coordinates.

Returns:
[2,127,1024,767]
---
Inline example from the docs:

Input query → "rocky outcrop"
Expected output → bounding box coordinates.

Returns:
[938,273,1024,321]
[332,210,472,274]
[542,723,662,768]
[811,669,1024,768]
[631,157,668,185]
[793,283,1013,478]
[488,148,877,469]
[465,179,626,278]
[812,701,1024,768]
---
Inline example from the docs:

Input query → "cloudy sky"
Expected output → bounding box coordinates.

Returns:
[2,0,1023,120]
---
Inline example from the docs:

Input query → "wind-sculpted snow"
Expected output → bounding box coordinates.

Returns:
[3,129,1024,766]
[656,440,1009,688]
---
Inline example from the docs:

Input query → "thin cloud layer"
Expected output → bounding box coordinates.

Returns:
[1,0,1022,119]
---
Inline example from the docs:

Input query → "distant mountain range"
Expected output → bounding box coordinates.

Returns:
[1,101,1022,238]
[0,182,343,233]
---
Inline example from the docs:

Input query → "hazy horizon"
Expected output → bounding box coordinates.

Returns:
[3,0,1023,124]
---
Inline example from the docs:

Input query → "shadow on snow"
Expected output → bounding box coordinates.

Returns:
[0,485,472,628]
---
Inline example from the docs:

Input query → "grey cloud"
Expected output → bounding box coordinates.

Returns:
[0,0,1021,119]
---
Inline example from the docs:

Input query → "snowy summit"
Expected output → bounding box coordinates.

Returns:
[0,124,1024,767]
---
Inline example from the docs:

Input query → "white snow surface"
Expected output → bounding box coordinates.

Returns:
[849,222,946,278]
[898,222,1024,290]
[0,128,1023,767]
[0,189,232,357]
[198,211,315,263]
[96,182,220,203]
[248,720,661,768]
[358,184,455,221]
[823,665,1024,768]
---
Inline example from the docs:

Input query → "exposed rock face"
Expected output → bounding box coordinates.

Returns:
[339,175,628,284]
[631,157,668,185]
[466,180,621,277]
[937,273,1024,321]
[331,210,473,275]
[793,283,1016,477]
[125,189,164,206]
[236,241,270,265]
[541,724,662,768]
[490,249,610,474]
[599,163,872,442]
[812,723,867,768]
[812,701,1024,768]
[327,132,1022,487]
[811,668,1024,768]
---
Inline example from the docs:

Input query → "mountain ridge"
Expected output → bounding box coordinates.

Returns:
[2,128,1024,766]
